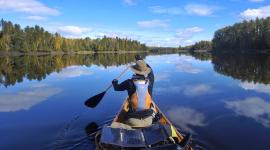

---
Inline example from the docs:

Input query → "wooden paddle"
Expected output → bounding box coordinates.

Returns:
[84,66,130,108]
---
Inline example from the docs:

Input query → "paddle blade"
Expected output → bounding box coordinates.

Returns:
[84,91,106,108]
[85,122,99,135]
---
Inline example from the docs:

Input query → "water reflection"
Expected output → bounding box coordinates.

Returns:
[239,81,270,95]
[0,83,62,112]
[1,53,270,150]
[212,54,270,84]
[225,97,270,128]
[54,66,92,79]
[167,107,207,133]
[175,62,203,74]
[188,52,212,61]
[155,84,215,97]
[183,84,213,97]
[155,72,170,82]
[0,53,146,86]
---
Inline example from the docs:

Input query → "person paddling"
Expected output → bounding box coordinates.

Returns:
[112,56,155,127]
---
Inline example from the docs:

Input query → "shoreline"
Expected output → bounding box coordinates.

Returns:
[0,50,193,57]
[0,50,151,57]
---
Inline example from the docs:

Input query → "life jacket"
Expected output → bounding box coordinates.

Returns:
[129,79,152,112]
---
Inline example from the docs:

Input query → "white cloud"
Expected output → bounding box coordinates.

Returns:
[240,5,270,19]
[155,84,214,97]
[139,26,203,47]
[137,19,169,28]
[25,15,47,20]
[123,0,136,6]
[0,0,60,16]
[96,31,141,40]
[57,26,91,37]
[167,107,207,133]
[55,66,92,79]
[225,97,270,128]
[149,6,181,15]
[239,82,270,95]
[175,27,204,43]
[168,55,203,74]
[29,83,49,88]
[176,27,204,38]
[183,84,212,96]
[0,84,62,112]
[185,4,217,16]
[175,62,203,74]
[143,38,181,47]
[155,86,182,94]
[155,72,170,82]
[249,0,264,2]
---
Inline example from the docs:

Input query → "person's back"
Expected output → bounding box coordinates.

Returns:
[112,58,155,127]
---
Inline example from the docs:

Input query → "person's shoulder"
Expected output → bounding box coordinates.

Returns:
[123,78,133,83]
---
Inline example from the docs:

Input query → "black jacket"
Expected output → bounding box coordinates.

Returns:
[112,66,154,96]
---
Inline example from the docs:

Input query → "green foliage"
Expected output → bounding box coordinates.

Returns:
[0,19,148,52]
[212,17,270,52]
[179,41,212,51]
[189,41,212,51]
[149,47,179,53]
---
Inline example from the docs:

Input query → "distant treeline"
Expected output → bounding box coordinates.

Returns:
[212,17,270,52]
[0,19,148,52]
[181,17,270,53]
[149,47,181,53]
[179,41,212,51]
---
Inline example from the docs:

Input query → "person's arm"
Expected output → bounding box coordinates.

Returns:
[147,64,154,96]
[112,79,130,91]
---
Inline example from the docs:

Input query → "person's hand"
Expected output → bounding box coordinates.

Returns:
[112,79,118,84]
[135,55,143,61]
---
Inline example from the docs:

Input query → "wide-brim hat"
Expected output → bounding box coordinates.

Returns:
[130,60,151,76]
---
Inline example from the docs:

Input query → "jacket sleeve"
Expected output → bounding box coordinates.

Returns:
[147,64,154,96]
[112,79,130,91]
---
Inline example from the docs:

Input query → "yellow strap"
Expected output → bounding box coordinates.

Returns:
[170,125,178,137]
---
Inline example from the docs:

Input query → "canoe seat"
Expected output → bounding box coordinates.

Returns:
[100,123,174,148]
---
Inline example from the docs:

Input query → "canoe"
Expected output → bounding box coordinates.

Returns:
[95,98,192,150]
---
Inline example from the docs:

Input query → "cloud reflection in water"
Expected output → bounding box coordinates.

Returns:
[0,84,62,112]
[239,81,270,95]
[225,97,270,128]
[55,66,92,79]
[155,72,170,82]
[155,84,214,97]
[175,62,202,74]
[167,107,207,133]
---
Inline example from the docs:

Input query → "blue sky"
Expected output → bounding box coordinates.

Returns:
[1,0,270,47]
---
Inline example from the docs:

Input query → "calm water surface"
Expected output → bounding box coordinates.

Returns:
[0,53,269,150]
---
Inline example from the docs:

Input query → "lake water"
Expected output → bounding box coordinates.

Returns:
[0,53,269,150]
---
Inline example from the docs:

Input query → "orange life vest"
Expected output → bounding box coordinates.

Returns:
[129,79,152,112]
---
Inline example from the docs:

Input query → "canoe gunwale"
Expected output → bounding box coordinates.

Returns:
[95,97,192,150]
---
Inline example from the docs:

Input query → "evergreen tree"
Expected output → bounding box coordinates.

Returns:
[212,17,270,52]
[0,19,148,52]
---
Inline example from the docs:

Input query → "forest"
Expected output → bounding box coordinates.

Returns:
[212,17,270,52]
[2,17,270,53]
[0,19,148,52]
[179,40,212,51]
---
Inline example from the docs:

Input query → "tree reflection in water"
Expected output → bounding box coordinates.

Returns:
[1,52,270,87]
[0,53,146,87]
[212,53,270,84]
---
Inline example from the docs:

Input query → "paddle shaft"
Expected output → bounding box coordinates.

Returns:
[104,66,130,92]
